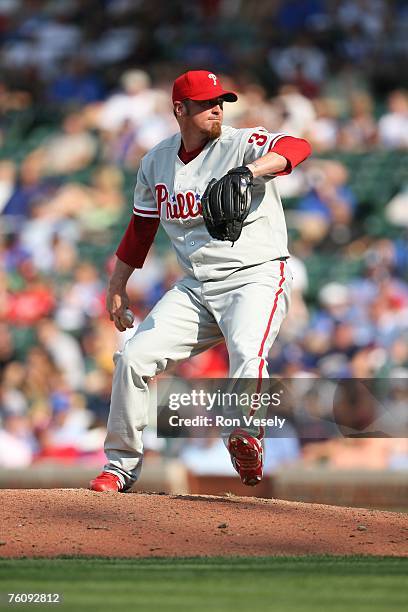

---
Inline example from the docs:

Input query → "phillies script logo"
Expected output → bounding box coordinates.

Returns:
[155,184,202,220]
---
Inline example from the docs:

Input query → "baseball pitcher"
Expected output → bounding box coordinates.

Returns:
[90,70,311,492]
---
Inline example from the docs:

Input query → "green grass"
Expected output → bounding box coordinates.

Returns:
[0,556,407,612]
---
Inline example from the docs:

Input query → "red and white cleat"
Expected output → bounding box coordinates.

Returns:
[89,471,124,492]
[228,429,263,486]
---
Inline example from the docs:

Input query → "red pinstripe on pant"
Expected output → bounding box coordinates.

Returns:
[249,260,286,437]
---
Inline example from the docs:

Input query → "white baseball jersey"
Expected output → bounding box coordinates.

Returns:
[133,125,290,281]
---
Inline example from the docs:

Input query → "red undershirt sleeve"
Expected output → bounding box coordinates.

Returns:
[268,136,312,175]
[116,216,160,268]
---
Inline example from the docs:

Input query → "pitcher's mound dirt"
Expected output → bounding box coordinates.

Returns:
[0,489,407,558]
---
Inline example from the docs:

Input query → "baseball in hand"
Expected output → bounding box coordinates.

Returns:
[122,308,135,327]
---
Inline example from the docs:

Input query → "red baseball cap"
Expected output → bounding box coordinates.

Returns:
[172,70,238,103]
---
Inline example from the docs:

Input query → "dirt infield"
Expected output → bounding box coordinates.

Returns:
[0,489,407,558]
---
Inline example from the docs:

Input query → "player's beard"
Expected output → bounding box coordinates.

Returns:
[205,121,222,140]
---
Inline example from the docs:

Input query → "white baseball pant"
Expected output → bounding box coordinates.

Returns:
[103,259,292,488]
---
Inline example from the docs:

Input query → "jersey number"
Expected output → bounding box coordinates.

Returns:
[248,133,268,146]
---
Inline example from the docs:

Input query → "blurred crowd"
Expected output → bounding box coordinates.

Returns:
[0,0,408,475]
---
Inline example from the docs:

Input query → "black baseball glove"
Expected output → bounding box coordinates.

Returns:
[201,166,254,244]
